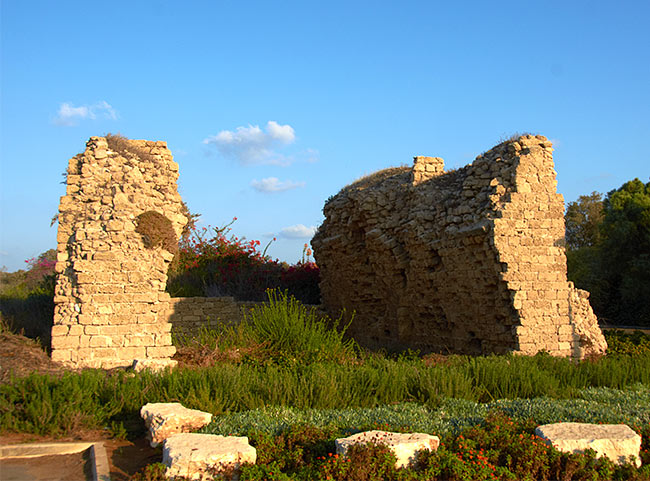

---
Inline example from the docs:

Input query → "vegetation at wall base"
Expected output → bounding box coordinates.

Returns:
[2,348,650,437]
[604,329,650,356]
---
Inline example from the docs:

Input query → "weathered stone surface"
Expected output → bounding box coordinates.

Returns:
[132,359,178,373]
[535,422,642,467]
[51,136,187,369]
[164,297,326,336]
[140,402,213,448]
[335,430,440,468]
[312,135,607,358]
[163,433,256,480]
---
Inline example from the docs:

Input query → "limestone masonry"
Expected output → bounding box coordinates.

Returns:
[312,135,607,358]
[51,136,187,368]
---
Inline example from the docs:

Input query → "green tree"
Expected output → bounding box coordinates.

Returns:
[564,192,604,250]
[565,193,606,318]
[565,178,650,326]
[598,178,650,324]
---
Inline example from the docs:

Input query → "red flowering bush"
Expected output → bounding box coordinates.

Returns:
[167,219,320,303]
[281,261,320,305]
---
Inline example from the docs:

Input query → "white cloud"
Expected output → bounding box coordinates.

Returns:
[202,121,296,166]
[251,177,305,193]
[266,120,295,143]
[53,101,117,126]
[279,224,318,239]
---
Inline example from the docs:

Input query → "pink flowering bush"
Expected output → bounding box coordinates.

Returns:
[0,249,57,345]
[167,219,320,304]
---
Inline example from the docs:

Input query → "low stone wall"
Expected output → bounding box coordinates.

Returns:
[165,297,257,333]
[165,297,327,335]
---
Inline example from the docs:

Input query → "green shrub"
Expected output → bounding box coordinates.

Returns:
[605,329,650,356]
[240,290,357,365]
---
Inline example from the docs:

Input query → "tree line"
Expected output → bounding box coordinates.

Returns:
[565,178,650,326]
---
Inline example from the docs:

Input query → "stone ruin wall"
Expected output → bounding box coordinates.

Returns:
[51,136,187,369]
[167,297,261,335]
[312,135,607,358]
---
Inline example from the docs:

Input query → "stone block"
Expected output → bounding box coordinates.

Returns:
[52,335,80,349]
[335,430,440,469]
[51,325,69,336]
[140,403,213,447]
[147,346,176,358]
[163,433,256,480]
[51,349,71,363]
[89,335,112,347]
[535,423,641,467]
[132,359,178,373]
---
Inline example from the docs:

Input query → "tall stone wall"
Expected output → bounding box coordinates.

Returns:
[312,135,607,358]
[51,136,187,369]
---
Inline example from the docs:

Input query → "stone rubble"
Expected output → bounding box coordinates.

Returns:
[132,358,178,373]
[140,402,213,447]
[335,430,440,469]
[313,135,607,358]
[535,422,642,467]
[163,433,256,480]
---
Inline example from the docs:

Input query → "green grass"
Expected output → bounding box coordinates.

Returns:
[2,351,650,437]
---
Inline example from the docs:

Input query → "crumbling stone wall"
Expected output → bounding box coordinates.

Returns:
[51,136,187,368]
[312,135,607,358]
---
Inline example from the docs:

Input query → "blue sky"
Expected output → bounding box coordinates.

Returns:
[1,0,648,272]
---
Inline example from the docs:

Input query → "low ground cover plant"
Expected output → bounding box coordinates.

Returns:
[131,411,650,480]
[233,413,650,480]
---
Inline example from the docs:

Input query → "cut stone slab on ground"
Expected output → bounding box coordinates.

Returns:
[0,441,111,481]
[335,430,440,469]
[140,402,212,447]
[163,433,256,480]
[535,422,642,467]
